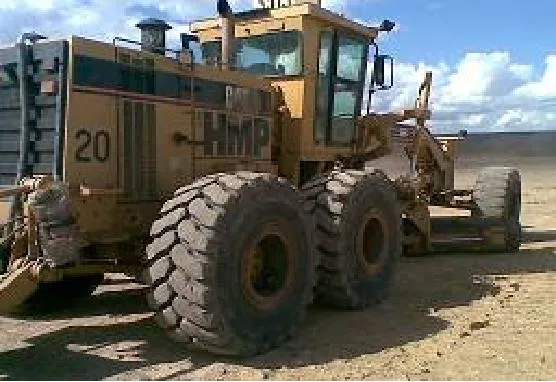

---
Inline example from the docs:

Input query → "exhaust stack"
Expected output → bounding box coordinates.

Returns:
[217,0,235,68]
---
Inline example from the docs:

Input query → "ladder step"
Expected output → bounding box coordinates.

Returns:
[431,236,485,246]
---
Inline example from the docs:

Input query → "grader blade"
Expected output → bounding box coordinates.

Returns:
[0,261,39,314]
[430,216,508,252]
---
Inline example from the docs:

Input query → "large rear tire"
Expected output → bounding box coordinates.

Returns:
[145,173,314,356]
[302,168,402,310]
[473,167,521,252]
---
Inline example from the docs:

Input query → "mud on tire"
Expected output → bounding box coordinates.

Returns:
[145,172,314,356]
[303,168,402,310]
[473,167,522,252]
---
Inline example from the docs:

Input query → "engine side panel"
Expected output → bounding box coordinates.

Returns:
[64,37,277,243]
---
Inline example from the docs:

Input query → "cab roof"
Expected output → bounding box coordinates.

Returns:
[189,2,378,41]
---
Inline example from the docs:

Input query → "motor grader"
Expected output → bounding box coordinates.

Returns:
[0,0,521,356]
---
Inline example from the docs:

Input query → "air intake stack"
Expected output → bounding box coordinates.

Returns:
[136,18,172,55]
[217,0,235,69]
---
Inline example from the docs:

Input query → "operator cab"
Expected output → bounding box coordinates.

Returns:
[190,0,394,160]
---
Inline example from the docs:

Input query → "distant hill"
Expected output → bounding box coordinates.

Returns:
[371,130,556,179]
[455,131,556,158]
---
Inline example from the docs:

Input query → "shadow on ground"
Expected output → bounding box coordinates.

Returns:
[250,243,556,369]
[0,316,216,380]
[0,235,555,380]
[8,286,150,321]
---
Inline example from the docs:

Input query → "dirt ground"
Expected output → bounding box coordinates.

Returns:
[0,157,555,380]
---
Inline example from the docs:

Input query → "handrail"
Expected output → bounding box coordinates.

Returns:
[112,36,182,56]
[0,186,31,199]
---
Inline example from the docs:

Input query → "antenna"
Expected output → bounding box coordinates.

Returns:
[217,0,233,16]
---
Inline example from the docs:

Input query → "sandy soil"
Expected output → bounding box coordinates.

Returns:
[0,159,555,380]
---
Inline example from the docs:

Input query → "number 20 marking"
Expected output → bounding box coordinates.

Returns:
[75,129,110,162]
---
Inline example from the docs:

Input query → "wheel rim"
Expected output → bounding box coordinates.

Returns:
[356,210,389,276]
[241,223,296,312]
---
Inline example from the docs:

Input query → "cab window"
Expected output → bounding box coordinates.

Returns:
[336,35,367,82]
[0,64,17,87]
[200,41,222,65]
[235,31,302,76]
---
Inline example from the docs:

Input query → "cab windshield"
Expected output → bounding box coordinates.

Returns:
[235,31,302,76]
[200,31,303,76]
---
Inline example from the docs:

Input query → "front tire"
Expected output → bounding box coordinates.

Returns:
[303,168,402,310]
[145,173,314,356]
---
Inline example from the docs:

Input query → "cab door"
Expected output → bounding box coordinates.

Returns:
[314,31,368,146]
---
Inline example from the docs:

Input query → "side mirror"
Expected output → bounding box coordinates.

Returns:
[373,54,394,90]
[373,55,386,87]
[181,33,200,50]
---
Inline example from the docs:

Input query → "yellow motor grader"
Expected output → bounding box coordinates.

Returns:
[0,0,520,356]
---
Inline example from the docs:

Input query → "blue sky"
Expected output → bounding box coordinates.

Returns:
[0,0,555,132]
[351,0,554,67]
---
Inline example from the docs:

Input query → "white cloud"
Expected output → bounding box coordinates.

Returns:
[321,0,348,11]
[439,52,533,105]
[0,1,554,132]
[0,0,57,11]
[0,0,256,48]
[370,51,556,132]
[514,55,556,98]
[460,114,485,127]
[492,109,556,130]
